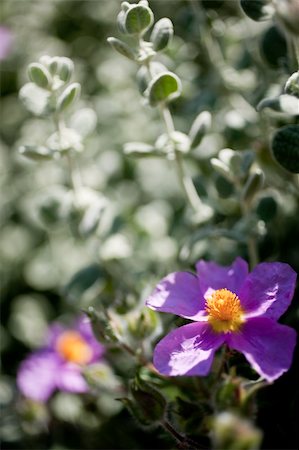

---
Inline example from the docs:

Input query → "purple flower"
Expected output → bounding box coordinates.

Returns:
[17,316,104,402]
[0,26,13,61]
[146,258,297,382]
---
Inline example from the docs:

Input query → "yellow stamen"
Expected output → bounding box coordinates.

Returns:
[205,288,245,333]
[56,331,92,364]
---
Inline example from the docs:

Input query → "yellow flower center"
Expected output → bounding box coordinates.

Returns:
[205,288,245,333]
[56,331,92,364]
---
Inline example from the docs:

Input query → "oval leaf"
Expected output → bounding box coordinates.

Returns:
[148,72,181,106]
[28,63,52,89]
[150,18,173,51]
[271,125,299,173]
[124,5,154,35]
[56,82,81,113]
[240,0,274,21]
[107,37,136,60]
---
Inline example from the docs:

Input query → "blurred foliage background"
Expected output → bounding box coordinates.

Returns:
[1,0,298,449]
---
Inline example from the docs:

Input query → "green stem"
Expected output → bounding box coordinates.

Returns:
[160,105,203,212]
[293,37,299,70]
[53,112,82,201]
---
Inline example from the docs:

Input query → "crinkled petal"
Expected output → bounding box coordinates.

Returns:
[196,257,248,299]
[75,316,105,362]
[146,272,206,320]
[56,364,89,393]
[226,317,297,382]
[239,262,297,319]
[17,350,60,402]
[153,322,225,376]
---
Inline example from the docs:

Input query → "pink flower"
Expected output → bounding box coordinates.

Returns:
[17,316,104,402]
[146,258,297,382]
[0,26,13,61]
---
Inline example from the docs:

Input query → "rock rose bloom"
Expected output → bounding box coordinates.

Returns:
[17,316,104,402]
[146,258,297,382]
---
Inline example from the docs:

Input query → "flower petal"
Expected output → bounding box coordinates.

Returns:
[226,317,297,382]
[153,322,224,376]
[56,364,89,393]
[196,257,248,298]
[239,262,297,319]
[146,272,206,320]
[75,316,105,362]
[17,350,60,402]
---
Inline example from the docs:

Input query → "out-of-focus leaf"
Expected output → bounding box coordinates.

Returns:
[257,95,299,116]
[150,18,173,51]
[240,0,274,21]
[19,145,55,161]
[63,263,104,303]
[271,125,299,173]
[69,108,97,138]
[19,83,52,116]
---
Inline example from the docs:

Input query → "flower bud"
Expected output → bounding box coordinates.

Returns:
[127,308,159,339]
[127,376,167,426]
[211,412,262,450]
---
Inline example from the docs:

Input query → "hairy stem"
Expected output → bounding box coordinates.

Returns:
[160,105,203,212]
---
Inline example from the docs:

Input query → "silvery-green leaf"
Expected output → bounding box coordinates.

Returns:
[241,170,264,206]
[275,0,299,36]
[271,125,299,173]
[189,111,211,148]
[47,128,83,153]
[63,263,104,303]
[150,18,173,51]
[57,57,74,83]
[69,108,97,138]
[124,142,160,157]
[211,158,234,181]
[19,83,52,116]
[124,5,154,35]
[56,82,81,113]
[107,37,136,60]
[19,145,55,161]
[257,95,299,115]
[240,0,274,21]
[147,71,181,106]
[27,63,52,89]
[285,72,299,97]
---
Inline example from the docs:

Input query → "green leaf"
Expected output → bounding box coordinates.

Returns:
[189,111,211,148]
[27,63,52,89]
[241,170,264,206]
[147,71,181,106]
[107,37,136,60]
[150,18,173,51]
[285,72,299,97]
[240,0,274,21]
[19,82,52,116]
[56,82,81,113]
[260,25,287,69]
[69,108,97,138]
[257,95,299,116]
[63,264,104,303]
[18,145,54,161]
[271,125,299,173]
[123,142,161,157]
[124,5,154,35]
